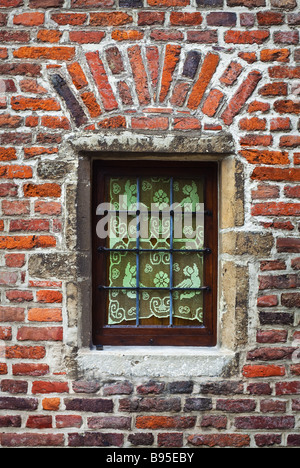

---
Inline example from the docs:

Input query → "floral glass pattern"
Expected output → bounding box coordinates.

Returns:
[106,176,205,326]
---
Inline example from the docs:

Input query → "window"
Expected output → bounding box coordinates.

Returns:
[92,160,218,347]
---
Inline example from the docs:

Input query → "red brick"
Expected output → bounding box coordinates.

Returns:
[81,92,102,118]
[41,116,70,130]
[3,201,29,216]
[220,62,243,85]
[146,46,159,92]
[280,136,300,148]
[56,415,82,428]
[23,183,61,198]
[0,326,11,341]
[222,71,262,125]
[0,235,56,250]
[13,47,75,61]
[86,51,118,112]
[5,254,25,268]
[98,115,126,129]
[188,53,219,110]
[13,363,49,376]
[252,167,300,182]
[0,114,23,129]
[285,185,300,198]
[260,82,288,96]
[90,12,132,26]
[19,79,47,94]
[136,416,196,429]
[147,0,189,5]
[69,31,105,44]
[225,30,269,44]
[159,44,181,103]
[243,365,285,378]
[239,117,266,131]
[29,0,64,6]
[0,0,23,6]
[24,147,58,159]
[239,52,257,63]
[111,30,144,42]
[26,416,52,429]
[35,201,61,215]
[240,134,273,147]
[257,11,284,25]
[170,82,190,107]
[202,89,224,117]
[277,238,300,253]
[36,290,62,304]
[0,272,18,285]
[274,31,299,45]
[271,117,291,131]
[150,29,183,41]
[17,327,63,342]
[252,184,280,199]
[257,295,278,307]
[261,48,290,62]
[131,116,169,131]
[188,434,250,448]
[187,30,218,44]
[0,306,25,322]
[51,13,87,25]
[36,31,63,42]
[117,82,133,106]
[276,381,300,395]
[274,100,300,114]
[105,47,124,75]
[170,12,202,25]
[6,290,33,303]
[32,381,68,394]
[13,12,44,26]
[241,149,288,165]
[5,345,45,360]
[257,329,288,343]
[248,100,270,113]
[0,31,30,43]
[251,202,300,216]
[0,148,17,162]
[138,11,165,26]
[128,45,151,106]
[0,165,32,180]
[11,96,60,112]
[269,66,300,79]
[173,116,201,131]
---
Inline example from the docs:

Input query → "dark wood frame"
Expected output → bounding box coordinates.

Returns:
[92,160,218,347]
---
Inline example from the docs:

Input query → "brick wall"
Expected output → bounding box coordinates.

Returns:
[0,0,299,448]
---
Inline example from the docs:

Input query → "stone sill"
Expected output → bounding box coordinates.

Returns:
[77,346,236,380]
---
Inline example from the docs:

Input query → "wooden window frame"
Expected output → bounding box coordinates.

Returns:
[92,160,218,347]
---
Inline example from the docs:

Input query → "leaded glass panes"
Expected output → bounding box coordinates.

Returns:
[93,161,217,347]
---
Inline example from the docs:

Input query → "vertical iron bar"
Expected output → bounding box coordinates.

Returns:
[136,177,141,327]
[169,177,174,327]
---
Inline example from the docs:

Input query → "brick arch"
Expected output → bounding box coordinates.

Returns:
[47,43,263,133]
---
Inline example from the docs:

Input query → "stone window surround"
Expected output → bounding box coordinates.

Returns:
[65,131,272,380]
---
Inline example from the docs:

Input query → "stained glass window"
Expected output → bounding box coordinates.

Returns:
[93,161,218,347]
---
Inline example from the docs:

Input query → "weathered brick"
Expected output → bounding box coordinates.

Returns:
[188,434,250,448]
[13,12,44,26]
[222,71,262,125]
[225,30,269,44]
[159,45,181,103]
[13,47,75,61]
[86,51,118,112]
[64,398,113,413]
[90,12,132,26]
[188,53,219,110]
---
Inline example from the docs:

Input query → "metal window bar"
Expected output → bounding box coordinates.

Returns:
[98,177,212,326]
[136,177,141,327]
